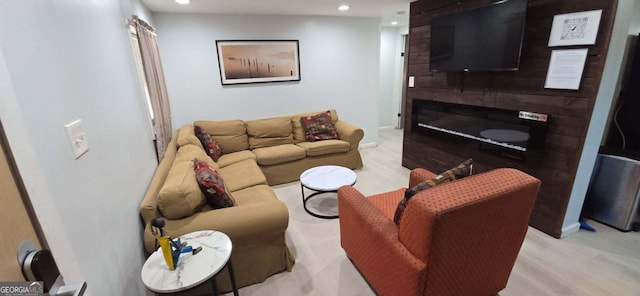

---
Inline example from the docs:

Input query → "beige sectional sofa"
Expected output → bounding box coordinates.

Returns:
[194,109,363,185]
[139,109,363,293]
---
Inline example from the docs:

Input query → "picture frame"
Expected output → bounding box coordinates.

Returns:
[544,48,589,90]
[215,40,301,85]
[548,10,602,47]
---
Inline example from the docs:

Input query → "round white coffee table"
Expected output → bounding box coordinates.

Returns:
[141,230,239,295]
[300,165,357,219]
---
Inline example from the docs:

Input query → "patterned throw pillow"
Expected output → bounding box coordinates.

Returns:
[393,159,474,224]
[193,158,234,209]
[194,125,222,161]
[300,111,339,142]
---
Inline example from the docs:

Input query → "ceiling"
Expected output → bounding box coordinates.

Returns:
[141,0,413,27]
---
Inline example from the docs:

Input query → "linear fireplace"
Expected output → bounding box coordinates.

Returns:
[411,99,550,166]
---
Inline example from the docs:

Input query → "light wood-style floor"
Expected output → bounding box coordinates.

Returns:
[225,128,640,296]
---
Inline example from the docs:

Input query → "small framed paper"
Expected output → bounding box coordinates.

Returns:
[548,10,602,47]
[544,48,588,90]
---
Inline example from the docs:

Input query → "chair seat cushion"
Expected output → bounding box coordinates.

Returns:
[296,140,350,156]
[252,144,306,166]
[368,188,406,221]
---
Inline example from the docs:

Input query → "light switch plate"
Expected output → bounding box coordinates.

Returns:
[408,76,415,88]
[64,119,89,159]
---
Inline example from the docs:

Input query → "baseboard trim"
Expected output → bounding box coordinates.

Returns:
[560,222,581,238]
[378,126,395,130]
[359,142,378,149]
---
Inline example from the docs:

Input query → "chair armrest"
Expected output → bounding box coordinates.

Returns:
[334,120,364,149]
[409,168,437,188]
[338,185,427,295]
[144,200,289,253]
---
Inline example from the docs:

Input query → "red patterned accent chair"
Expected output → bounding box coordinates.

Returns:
[338,168,541,296]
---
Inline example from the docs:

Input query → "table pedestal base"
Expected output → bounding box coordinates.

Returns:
[301,185,339,219]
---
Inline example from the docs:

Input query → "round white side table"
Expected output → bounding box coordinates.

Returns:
[300,165,357,219]
[141,230,239,295]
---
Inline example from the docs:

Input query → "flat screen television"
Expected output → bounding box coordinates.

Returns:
[429,0,528,72]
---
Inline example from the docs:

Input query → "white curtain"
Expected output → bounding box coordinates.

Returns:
[130,16,173,161]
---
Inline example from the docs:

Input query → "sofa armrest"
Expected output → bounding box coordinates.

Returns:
[334,120,364,149]
[338,185,426,295]
[144,200,289,253]
[408,168,438,188]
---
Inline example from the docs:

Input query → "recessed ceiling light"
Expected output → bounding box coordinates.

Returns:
[175,0,190,4]
[338,4,350,11]
[391,21,398,25]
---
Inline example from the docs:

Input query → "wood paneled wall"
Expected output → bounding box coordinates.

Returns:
[403,0,618,237]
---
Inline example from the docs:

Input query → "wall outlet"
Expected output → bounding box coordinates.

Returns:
[64,119,89,159]
[408,76,415,88]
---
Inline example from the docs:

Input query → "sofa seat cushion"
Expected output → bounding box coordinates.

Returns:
[246,117,294,149]
[252,144,306,166]
[230,185,279,205]
[217,150,256,168]
[296,140,350,157]
[194,120,249,154]
[218,159,268,192]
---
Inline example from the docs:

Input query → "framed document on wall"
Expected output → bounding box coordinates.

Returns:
[544,48,589,90]
[548,10,602,47]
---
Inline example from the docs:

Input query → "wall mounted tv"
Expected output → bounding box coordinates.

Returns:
[430,0,528,72]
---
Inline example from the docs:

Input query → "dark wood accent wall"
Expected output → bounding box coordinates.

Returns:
[403,0,618,237]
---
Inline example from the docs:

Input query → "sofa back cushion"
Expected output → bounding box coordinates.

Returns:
[139,131,179,225]
[193,120,249,154]
[291,109,339,143]
[173,144,218,168]
[176,124,201,147]
[157,145,213,219]
[246,116,294,149]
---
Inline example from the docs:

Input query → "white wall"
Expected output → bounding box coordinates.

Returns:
[631,0,640,33]
[379,27,404,129]
[153,13,380,146]
[562,0,640,236]
[0,1,157,295]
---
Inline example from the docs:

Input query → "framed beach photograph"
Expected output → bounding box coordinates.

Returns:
[216,40,301,85]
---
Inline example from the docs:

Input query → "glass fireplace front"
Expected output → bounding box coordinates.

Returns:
[411,99,550,166]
